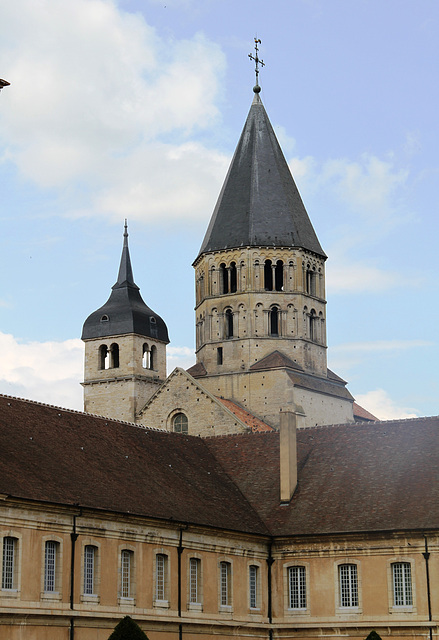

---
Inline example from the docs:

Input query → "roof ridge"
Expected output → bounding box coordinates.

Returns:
[0,393,167,432]
[298,414,437,433]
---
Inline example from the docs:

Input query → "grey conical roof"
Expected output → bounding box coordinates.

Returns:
[197,92,325,259]
[82,224,169,343]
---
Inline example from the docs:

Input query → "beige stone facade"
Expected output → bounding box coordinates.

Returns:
[1,498,436,640]
[138,368,252,436]
[194,247,327,376]
[83,333,167,423]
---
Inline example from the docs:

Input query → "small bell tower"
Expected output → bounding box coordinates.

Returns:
[81,222,169,422]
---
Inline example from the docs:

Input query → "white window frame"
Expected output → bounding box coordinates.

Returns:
[81,542,100,603]
[219,560,232,610]
[249,564,260,610]
[387,557,416,612]
[41,537,62,601]
[189,557,200,604]
[119,548,135,602]
[154,552,169,608]
[392,562,412,607]
[288,566,307,610]
[2,536,17,591]
[338,563,359,609]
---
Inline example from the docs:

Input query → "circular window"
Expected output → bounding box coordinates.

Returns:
[172,413,188,434]
[100,315,109,322]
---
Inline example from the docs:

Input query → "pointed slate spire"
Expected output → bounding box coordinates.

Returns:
[82,223,169,343]
[197,92,325,259]
[114,219,137,289]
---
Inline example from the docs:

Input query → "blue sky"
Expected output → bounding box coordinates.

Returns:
[0,0,438,419]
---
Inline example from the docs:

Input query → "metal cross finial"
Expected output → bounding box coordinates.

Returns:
[248,38,265,93]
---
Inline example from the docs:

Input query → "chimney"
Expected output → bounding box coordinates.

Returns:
[279,410,300,503]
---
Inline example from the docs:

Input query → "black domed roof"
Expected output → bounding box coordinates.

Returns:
[81,224,169,343]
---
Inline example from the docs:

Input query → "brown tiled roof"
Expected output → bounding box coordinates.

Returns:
[186,362,207,377]
[206,417,439,536]
[286,370,354,401]
[353,402,378,422]
[0,395,267,534]
[217,398,274,432]
[0,394,438,538]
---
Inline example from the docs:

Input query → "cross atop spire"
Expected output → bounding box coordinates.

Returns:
[248,38,265,93]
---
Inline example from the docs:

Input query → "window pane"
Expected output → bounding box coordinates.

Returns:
[173,413,188,434]
[44,541,56,592]
[84,546,95,595]
[393,562,412,606]
[249,565,258,609]
[190,558,200,603]
[2,537,15,590]
[289,566,306,609]
[339,564,358,607]
[220,562,230,606]
[121,550,132,598]
[156,554,166,600]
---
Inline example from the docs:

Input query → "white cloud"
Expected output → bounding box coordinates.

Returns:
[288,151,413,294]
[355,389,419,421]
[0,331,196,411]
[321,154,408,225]
[0,332,83,410]
[0,0,228,222]
[167,346,195,371]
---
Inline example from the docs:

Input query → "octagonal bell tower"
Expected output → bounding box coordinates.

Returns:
[82,222,169,422]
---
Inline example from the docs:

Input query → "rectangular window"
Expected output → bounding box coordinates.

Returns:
[2,537,16,590]
[393,562,413,606]
[339,564,358,608]
[220,561,231,607]
[288,566,306,609]
[44,541,57,592]
[249,565,258,609]
[156,554,167,601]
[189,558,200,604]
[84,545,96,596]
[121,550,133,599]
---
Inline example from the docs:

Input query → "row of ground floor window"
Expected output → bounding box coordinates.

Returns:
[1,536,415,612]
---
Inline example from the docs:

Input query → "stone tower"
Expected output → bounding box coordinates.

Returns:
[190,89,354,427]
[82,222,169,422]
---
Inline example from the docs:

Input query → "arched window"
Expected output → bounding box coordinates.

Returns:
[225,309,234,338]
[230,262,237,293]
[120,549,134,599]
[249,565,259,609]
[155,553,168,602]
[306,266,316,296]
[309,309,317,342]
[173,413,188,434]
[150,345,157,370]
[110,343,119,368]
[288,566,306,609]
[83,545,98,596]
[142,343,149,369]
[264,259,273,291]
[220,263,228,294]
[220,561,231,607]
[275,260,284,291]
[99,345,109,370]
[44,540,60,593]
[339,563,358,608]
[269,306,280,336]
[189,558,201,604]
[2,536,18,590]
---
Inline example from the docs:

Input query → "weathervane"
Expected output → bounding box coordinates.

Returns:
[248,38,265,93]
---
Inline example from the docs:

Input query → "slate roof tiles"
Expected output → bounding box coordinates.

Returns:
[0,394,438,538]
